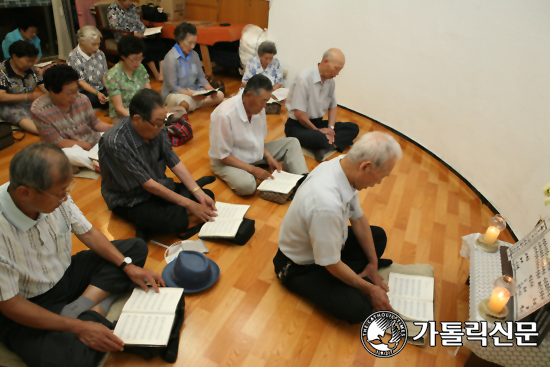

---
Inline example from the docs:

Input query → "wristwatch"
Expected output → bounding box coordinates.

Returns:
[119,257,132,270]
[329,125,335,130]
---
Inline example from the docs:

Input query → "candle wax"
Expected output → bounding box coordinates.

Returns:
[484,226,500,245]
[488,287,511,314]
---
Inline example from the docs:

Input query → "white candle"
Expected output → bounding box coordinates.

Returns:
[484,226,500,245]
[488,287,510,314]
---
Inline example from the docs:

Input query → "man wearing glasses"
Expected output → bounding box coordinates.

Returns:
[0,143,164,367]
[31,64,112,171]
[99,89,217,241]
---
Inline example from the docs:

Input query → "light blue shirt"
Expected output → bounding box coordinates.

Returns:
[161,46,208,100]
[241,56,282,87]
[2,29,42,59]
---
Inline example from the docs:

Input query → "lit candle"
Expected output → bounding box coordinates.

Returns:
[484,226,500,245]
[488,287,511,314]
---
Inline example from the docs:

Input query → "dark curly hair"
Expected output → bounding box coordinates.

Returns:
[43,64,80,94]
[117,35,146,58]
[8,40,39,58]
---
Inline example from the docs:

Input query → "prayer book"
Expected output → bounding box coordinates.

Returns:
[387,273,434,321]
[113,287,184,346]
[257,171,303,194]
[192,87,222,97]
[144,27,163,36]
[35,61,54,68]
[268,88,290,104]
[198,202,250,238]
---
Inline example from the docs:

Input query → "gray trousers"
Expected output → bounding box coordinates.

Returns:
[211,137,309,196]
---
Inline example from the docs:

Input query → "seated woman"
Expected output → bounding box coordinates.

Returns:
[0,41,46,134]
[2,19,42,65]
[242,41,283,91]
[108,0,174,82]
[104,35,151,124]
[162,23,224,114]
[67,26,109,110]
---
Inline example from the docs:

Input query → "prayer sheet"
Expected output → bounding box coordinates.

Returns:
[199,202,250,238]
[113,287,184,346]
[144,27,163,36]
[387,273,434,321]
[257,171,303,194]
[192,87,222,97]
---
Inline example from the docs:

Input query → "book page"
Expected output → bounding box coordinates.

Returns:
[271,88,289,101]
[35,61,54,68]
[388,297,434,322]
[199,219,241,238]
[114,313,174,346]
[215,202,250,220]
[387,273,434,302]
[192,87,220,96]
[144,27,162,36]
[257,171,302,194]
[122,287,184,314]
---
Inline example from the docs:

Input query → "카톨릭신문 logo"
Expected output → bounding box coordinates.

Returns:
[360,311,407,357]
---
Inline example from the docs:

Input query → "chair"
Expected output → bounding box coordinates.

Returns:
[92,1,132,58]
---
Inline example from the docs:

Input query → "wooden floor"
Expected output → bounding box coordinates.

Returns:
[0,71,515,367]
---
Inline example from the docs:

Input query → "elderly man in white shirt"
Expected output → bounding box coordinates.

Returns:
[274,132,402,324]
[285,48,359,162]
[209,74,308,196]
[0,143,164,367]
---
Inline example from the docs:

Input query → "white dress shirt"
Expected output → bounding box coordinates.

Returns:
[286,66,337,120]
[209,92,267,164]
[278,156,364,266]
[0,183,92,301]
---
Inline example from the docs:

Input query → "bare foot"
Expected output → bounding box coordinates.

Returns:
[72,166,80,174]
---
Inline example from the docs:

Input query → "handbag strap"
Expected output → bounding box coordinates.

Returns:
[177,223,204,240]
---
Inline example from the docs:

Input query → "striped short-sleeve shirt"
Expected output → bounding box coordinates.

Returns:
[31,93,101,146]
[0,183,93,301]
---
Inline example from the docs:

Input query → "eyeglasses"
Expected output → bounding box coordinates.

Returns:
[37,180,76,203]
[128,56,144,63]
[146,118,166,130]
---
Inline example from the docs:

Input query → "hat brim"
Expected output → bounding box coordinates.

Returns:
[162,256,220,293]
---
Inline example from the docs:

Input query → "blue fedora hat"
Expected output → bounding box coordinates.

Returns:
[162,251,220,293]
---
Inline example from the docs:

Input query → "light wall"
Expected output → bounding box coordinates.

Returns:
[268,0,550,239]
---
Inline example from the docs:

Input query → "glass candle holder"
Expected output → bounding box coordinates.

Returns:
[478,275,517,323]
[475,215,507,253]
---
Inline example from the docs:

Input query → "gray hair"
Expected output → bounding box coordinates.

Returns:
[9,143,71,190]
[76,26,101,44]
[347,132,402,168]
[258,41,277,56]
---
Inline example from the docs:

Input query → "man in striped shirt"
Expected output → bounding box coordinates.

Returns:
[32,65,112,170]
[0,143,164,367]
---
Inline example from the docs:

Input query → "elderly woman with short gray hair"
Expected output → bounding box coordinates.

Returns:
[67,26,109,109]
[241,41,283,90]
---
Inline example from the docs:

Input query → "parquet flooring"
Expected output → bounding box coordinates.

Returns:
[0,71,515,367]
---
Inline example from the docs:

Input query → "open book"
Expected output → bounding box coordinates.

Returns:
[387,273,434,321]
[35,61,54,68]
[144,27,163,37]
[113,287,184,346]
[192,87,222,97]
[198,202,250,238]
[257,171,303,194]
[268,88,289,104]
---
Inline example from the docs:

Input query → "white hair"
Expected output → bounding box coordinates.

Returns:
[76,26,101,43]
[347,132,402,168]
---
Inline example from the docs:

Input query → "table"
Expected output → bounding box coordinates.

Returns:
[461,233,550,366]
[145,20,247,76]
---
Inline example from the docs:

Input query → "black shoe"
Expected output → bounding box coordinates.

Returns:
[196,175,216,187]
[378,258,393,269]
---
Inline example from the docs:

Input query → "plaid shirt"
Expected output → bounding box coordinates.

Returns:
[67,45,108,91]
[107,2,146,42]
[99,116,181,210]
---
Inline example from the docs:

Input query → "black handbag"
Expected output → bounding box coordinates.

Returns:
[141,3,168,22]
[179,218,256,247]
[0,123,25,151]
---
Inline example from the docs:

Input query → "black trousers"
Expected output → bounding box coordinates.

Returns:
[81,88,109,110]
[284,117,359,152]
[143,38,175,63]
[113,181,215,237]
[273,226,387,325]
[0,238,148,367]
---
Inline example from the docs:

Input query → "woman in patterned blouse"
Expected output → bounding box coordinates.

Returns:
[107,0,174,82]
[0,41,47,134]
[241,41,283,91]
[67,26,109,110]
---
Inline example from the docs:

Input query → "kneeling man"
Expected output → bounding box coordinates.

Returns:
[0,143,163,367]
[99,89,217,239]
[274,132,401,324]
[209,74,309,196]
